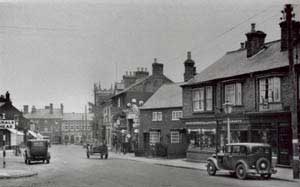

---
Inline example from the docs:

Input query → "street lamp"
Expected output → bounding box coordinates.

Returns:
[223,101,233,144]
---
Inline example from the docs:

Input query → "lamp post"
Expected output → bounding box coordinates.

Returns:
[223,101,233,144]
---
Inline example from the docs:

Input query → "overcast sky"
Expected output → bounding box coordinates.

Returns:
[0,0,299,113]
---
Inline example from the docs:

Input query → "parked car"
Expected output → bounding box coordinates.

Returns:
[206,143,276,180]
[24,139,51,164]
[86,142,108,159]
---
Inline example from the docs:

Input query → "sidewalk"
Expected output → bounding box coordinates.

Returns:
[0,150,38,179]
[109,152,300,182]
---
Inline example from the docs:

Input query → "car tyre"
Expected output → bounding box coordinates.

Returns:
[24,159,27,164]
[207,161,217,176]
[261,174,271,180]
[105,154,108,159]
[46,160,50,164]
[235,164,247,180]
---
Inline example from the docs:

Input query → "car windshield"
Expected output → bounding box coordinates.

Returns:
[32,142,46,147]
[251,146,270,154]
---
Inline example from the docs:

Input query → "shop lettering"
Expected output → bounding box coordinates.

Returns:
[0,120,16,129]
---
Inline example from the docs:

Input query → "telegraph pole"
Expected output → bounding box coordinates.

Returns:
[285,4,300,179]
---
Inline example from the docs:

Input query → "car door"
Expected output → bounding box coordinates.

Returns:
[222,145,232,170]
[230,145,247,169]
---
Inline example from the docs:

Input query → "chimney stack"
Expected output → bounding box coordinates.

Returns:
[152,58,164,76]
[31,106,36,113]
[279,20,300,51]
[23,105,29,114]
[135,67,149,80]
[60,103,64,114]
[245,23,266,58]
[184,51,196,82]
[50,103,53,114]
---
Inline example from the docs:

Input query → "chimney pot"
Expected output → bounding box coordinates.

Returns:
[251,23,256,32]
[154,58,157,63]
[187,51,191,59]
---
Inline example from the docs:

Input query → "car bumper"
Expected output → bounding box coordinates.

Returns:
[247,168,277,175]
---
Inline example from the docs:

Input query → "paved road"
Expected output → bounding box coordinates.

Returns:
[1,145,299,187]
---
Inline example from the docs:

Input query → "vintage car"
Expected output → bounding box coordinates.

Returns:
[86,143,108,159]
[24,139,51,164]
[206,143,276,180]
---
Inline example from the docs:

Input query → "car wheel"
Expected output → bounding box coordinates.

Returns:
[235,164,247,180]
[105,154,108,159]
[24,159,27,164]
[207,161,217,176]
[256,158,270,173]
[46,160,50,164]
[100,154,103,159]
[87,152,90,159]
[28,160,31,165]
[43,160,45,164]
[261,174,271,180]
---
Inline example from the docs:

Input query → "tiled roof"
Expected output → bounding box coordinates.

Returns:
[140,83,183,110]
[24,109,63,119]
[63,113,93,121]
[185,40,289,86]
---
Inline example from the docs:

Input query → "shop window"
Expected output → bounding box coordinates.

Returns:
[152,112,162,121]
[188,129,216,150]
[172,111,182,121]
[150,131,160,145]
[192,86,213,112]
[224,83,242,105]
[170,131,180,144]
[259,77,281,103]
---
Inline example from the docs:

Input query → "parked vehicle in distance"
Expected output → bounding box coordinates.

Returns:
[24,139,51,164]
[86,142,108,159]
[207,143,276,180]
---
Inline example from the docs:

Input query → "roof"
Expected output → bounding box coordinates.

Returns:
[112,74,173,98]
[185,40,288,86]
[63,113,93,121]
[112,76,151,97]
[24,109,63,119]
[140,83,183,110]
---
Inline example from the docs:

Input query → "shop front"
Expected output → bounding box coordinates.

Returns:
[0,120,24,149]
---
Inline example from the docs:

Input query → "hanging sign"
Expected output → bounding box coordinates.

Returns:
[0,120,16,129]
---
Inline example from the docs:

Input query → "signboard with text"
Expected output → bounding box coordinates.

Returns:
[0,120,16,129]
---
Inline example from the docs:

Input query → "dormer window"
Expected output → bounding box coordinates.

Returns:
[259,77,281,103]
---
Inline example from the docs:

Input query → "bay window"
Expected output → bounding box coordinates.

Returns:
[170,131,180,144]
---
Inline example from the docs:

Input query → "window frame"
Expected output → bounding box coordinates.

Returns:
[192,86,214,112]
[170,131,180,144]
[259,77,281,104]
[224,82,242,106]
[171,111,182,121]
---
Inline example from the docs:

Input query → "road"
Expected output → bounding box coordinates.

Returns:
[1,145,299,187]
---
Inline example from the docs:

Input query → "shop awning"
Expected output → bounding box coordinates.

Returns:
[7,128,24,135]
[28,130,43,138]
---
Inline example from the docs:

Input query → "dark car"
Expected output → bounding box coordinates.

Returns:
[86,142,108,159]
[24,139,51,164]
[206,143,276,180]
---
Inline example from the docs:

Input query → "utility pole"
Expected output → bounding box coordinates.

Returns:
[285,4,300,179]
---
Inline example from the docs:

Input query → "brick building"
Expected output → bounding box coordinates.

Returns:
[24,103,63,144]
[111,59,173,151]
[181,21,300,166]
[139,83,188,158]
[61,113,93,144]
[0,92,28,148]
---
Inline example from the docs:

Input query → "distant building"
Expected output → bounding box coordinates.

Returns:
[61,113,93,144]
[24,103,64,144]
[0,91,29,148]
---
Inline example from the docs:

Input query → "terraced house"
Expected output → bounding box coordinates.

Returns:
[181,21,300,166]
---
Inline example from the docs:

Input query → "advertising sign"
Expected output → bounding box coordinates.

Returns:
[0,120,16,129]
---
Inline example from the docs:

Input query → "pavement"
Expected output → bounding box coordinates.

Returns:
[109,151,300,182]
[0,149,38,179]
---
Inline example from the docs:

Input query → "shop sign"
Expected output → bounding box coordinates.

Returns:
[0,120,16,129]
[186,121,217,125]
[222,119,244,124]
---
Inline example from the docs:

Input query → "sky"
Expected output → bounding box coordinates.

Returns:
[0,0,299,113]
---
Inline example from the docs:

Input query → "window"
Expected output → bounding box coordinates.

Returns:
[172,111,182,120]
[150,131,160,145]
[193,86,213,112]
[259,77,281,103]
[152,112,162,121]
[224,83,242,105]
[170,131,180,144]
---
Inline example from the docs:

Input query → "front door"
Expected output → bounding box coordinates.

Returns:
[143,132,150,152]
[278,125,292,165]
